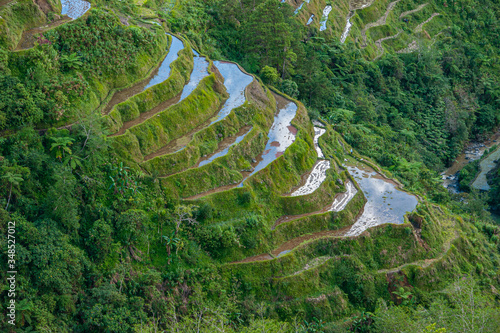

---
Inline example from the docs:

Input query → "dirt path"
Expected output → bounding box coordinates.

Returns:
[399,3,427,18]
[415,13,439,32]
[15,17,72,50]
[377,229,458,274]
[373,30,402,60]
[102,56,171,115]
[142,100,226,160]
[282,160,322,196]
[273,181,356,230]
[361,0,401,47]
[108,93,182,137]
[233,227,352,264]
[397,40,418,53]
[0,0,13,7]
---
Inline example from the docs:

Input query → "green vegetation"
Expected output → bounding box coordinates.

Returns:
[0,0,500,332]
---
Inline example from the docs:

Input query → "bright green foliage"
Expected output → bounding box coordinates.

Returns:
[261,65,279,85]
[0,0,500,332]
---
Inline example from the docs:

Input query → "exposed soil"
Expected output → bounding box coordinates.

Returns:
[273,180,356,229]
[373,30,402,60]
[377,229,458,274]
[399,3,427,19]
[108,92,182,137]
[272,226,351,257]
[196,125,253,167]
[282,160,322,196]
[350,0,376,10]
[35,0,53,14]
[102,53,171,115]
[0,0,13,7]
[15,17,71,50]
[230,253,273,264]
[397,40,418,53]
[361,0,401,47]
[415,13,440,33]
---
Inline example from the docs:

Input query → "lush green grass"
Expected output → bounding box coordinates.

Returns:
[104,36,194,133]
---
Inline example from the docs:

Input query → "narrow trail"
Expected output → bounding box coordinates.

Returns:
[399,3,427,18]
[373,30,402,60]
[397,40,418,53]
[0,0,13,6]
[108,92,182,137]
[142,100,225,160]
[377,229,459,274]
[102,59,172,116]
[273,180,357,230]
[415,13,440,32]
[289,256,334,276]
[282,160,323,196]
[231,226,352,264]
[184,93,299,200]
[361,0,401,47]
[15,17,72,50]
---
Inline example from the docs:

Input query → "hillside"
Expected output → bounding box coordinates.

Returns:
[0,0,500,332]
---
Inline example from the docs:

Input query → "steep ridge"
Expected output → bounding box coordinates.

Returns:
[360,0,400,47]
[13,0,90,50]
[103,34,185,115]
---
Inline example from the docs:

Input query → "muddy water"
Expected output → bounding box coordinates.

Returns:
[237,101,298,187]
[179,51,209,101]
[61,0,90,19]
[472,145,500,191]
[143,35,185,91]
[320,6,333,31]
[198,127,252,167]
[340,11,355,43]
[344,162,418,236]
[210,61,253,125]
[307,15,314,25]
[329,181,357,211]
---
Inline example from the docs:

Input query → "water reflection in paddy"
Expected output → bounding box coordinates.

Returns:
[345,163,418,236]
[61,0,90,19]
[320,6,332,31]
[210,61,253,125]
[238,101,298,186]
[143,35,185,91]
[291,160,331,196]
[178,50,209,101]
[199,128,252,167]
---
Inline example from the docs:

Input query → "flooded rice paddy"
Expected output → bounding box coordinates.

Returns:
[143,35,185,91]
[238,100,298,186]
[344,162,418,236]
[178,51,209,101]
[198,128,252,167]
[210,61,253,125]
[320,6,333,31]
[61,0,90,19]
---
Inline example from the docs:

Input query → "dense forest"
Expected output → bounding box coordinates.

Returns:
[0,0,500,332]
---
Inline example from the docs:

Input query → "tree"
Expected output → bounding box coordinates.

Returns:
[50,136,74,161]
[60,53,83,71]
[242,0,292,71]
[260,65,279,85]
[161,205,198,264]
[1,171,23,210]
